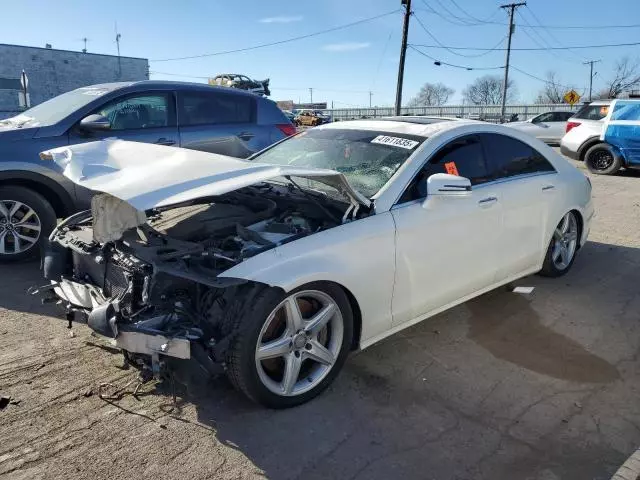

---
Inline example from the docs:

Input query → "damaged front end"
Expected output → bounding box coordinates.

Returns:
[35,181,354,378]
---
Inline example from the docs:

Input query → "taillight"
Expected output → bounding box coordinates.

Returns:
[276,123,296,136]
[566,121,581,133]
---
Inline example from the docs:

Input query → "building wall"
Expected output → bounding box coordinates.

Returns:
[0,43,148,118]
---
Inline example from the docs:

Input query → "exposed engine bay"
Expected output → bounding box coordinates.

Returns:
[38,181,364,376]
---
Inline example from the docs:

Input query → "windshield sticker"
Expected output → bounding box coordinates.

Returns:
[371,135,419,150]
[445,161,459,176]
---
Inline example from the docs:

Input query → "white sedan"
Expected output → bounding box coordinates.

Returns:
[506,111,575,144]
[39,119,593,408]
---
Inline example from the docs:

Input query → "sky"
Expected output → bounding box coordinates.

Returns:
[2,0,640,107]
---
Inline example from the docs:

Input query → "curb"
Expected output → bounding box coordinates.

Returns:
[611,448,640,480]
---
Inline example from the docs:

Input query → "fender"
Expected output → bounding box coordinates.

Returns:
[219,212,397,346]
[0,166,76,214]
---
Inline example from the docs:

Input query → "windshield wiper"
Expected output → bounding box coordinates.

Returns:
[284,176,340,223]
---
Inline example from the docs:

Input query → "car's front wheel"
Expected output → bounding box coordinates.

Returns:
[539,211,580,277]
[224,282,353,408]
[584,143,622,175]
[0,186,56,263]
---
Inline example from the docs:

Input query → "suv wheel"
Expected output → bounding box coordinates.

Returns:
[584,143,622,175]
[0,186,57,263]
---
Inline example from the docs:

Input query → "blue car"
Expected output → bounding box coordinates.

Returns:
[591,99,640,175]
[0,80,294,261]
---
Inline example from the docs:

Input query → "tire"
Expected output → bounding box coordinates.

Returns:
[584,143,622,175]
[224,282,353,409]
[539,211,580,277]
[0,186,57,263]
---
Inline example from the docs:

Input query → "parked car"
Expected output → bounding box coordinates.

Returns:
[37,119,593,408]
[0,80,294,262]
[295,110,324,127]
[585,99,640,175]
[560,100,612,173]
[210,74,270,96]
[505,111,575,144]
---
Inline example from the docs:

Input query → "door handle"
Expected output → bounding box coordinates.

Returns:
[237,132,255,141]
[542,185,555,191]
[155,137,176,146]
[478,196,498,206]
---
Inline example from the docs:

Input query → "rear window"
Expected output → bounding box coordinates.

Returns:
[572,104,609,121]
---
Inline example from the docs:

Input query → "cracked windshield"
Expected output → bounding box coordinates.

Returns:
[252,128,424,199]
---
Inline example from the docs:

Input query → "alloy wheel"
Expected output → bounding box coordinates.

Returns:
[591,150,614,171]
[0,200,41,255]
[255,290,344,397]
[552,212,578,270]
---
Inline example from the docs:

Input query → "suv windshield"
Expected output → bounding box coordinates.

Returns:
[5,85,117,127]
[573,103,610,121]
[251,128,425,198]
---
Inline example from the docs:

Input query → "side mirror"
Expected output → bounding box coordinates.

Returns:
[79,114,111,131]
[425,173,472,198]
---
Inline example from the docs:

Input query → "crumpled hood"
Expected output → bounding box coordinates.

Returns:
[42,139,371,210]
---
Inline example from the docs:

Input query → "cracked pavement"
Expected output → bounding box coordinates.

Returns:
[1,161,639,479]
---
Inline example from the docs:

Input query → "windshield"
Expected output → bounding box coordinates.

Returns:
[251,128,425,198]
[5,85,116,127]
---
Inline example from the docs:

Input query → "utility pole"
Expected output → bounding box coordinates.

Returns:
[369,91,373,108]
[82,37,89,53]
[499,2,526,123]
[309,87,313,103]
[395,0,411,116]
[583,60,600,101]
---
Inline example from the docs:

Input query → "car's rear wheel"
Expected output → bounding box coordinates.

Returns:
[225,282,353,408]
[0,186,56,263]
[539,211,580,277]
[584,143,622,175]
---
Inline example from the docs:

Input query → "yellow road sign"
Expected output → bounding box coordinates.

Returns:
[563,90,581,105]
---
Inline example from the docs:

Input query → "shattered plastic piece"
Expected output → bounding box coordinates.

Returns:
[69,330,76,338]
[512,286,535,294]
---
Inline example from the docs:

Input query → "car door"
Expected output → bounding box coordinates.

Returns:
[391,134,503,327]
[480,133,558,281]
[177,90,260,158]
[544,112,571,143]
[69,92,179,146]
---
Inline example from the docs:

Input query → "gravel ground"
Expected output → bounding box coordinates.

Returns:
[1,160,639,480]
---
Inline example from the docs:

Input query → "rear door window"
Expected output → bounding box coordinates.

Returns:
[481,133,555,179]
[572,104,609,120]
[179,91,255,126]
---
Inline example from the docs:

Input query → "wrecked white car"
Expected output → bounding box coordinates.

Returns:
[34,120,593,408]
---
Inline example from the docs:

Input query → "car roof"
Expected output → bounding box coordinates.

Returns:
[585,100,611,105]
[317,119,478,137]
[380,115,462,125]
[81,80,258,97]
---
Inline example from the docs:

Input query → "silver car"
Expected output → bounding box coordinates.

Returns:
[506,111,575,144]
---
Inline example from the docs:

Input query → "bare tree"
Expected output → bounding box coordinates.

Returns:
[534,71,573,104]
[407,82,454,107]
[462,75,516,105]
[601,57,640,98]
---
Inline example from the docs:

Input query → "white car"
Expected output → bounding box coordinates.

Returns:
[506,111,575,144]
[560,100,612,172]
[38,120,593,408]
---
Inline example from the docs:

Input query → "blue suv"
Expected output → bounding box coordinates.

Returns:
[0,80,294,262]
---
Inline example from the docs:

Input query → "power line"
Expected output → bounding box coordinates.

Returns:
[447,0,500,24]
[410,40,640,51]
[150,10,399,62]
[510,65,577,91]
[414,8,640,29]
[408,45,504,70]
[519,7,586,63]
[515,10,579,64]
[413,12,506,58]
